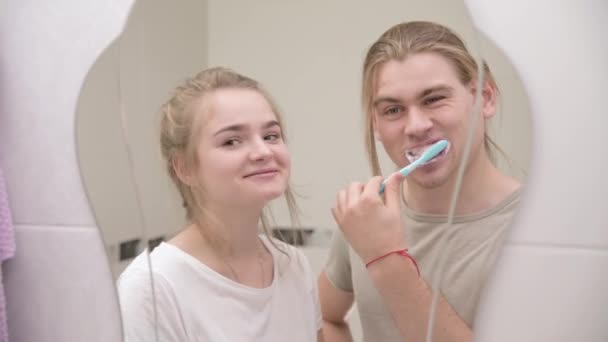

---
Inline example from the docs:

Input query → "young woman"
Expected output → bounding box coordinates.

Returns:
[118,67,322,342]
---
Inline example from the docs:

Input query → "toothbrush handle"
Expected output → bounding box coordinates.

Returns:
[379,182,387,195]
[378,162,417,195]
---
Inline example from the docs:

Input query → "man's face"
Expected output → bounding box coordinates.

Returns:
[372,52,494,189]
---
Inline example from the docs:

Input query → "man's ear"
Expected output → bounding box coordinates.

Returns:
[481,79,498,119]
[470,78,498,119]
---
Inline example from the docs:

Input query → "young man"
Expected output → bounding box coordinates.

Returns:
[319,21,521,342]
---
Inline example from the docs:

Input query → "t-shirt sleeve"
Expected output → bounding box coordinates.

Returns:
[117,265,187,342]
[323,228,353,292]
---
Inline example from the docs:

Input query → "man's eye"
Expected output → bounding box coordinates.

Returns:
[424,96,446,105]
[383,107,402,116]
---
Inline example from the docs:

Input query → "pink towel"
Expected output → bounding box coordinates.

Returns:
[0,168,15,342]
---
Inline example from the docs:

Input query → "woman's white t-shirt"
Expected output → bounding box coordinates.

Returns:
[117,237,321,342]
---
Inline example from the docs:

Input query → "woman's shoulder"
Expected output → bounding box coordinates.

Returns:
[117,251,154,282]
[116,244,180,293]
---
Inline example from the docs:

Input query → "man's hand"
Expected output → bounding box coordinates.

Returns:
[331,172,406,264]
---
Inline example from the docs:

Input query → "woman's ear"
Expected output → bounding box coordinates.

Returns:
[372,114,382,142]
[172,153,195,186]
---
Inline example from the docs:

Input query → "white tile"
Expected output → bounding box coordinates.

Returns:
[3,225,122,342]
[475,244,608,341]
[0,0,134,226]
[466,0,608,248]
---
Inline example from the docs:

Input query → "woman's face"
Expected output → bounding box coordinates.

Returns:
[192,88,291,208]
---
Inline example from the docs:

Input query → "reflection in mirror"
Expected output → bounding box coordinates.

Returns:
[76,0,208,340]
[76,23,146,280]
[77,0,207,279]
[75,0,531,341]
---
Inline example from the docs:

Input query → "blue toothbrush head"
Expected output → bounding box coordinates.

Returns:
[379,139,450,195]
[415,139,449,165]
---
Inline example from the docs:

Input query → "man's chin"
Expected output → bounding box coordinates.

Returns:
[409,172,450,190]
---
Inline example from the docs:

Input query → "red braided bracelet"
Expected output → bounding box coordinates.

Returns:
[365,249,420,277]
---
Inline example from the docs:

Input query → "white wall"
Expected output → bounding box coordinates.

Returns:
[468,1,608,340]
[0,1,133,341]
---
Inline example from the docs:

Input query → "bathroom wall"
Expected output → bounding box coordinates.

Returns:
[0,1,133,341]
[467,1,608,340]
[0,1,537,341]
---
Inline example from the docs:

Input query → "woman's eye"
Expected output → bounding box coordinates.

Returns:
[223,138,240,146]
[264,133,281,142]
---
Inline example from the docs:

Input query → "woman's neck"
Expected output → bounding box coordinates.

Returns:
[168,204,274,288]
[196,202,266,258]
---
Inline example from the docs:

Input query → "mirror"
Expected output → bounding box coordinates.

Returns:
[75,0,531,340]
[423,20,532,341]
[76,0,206,278]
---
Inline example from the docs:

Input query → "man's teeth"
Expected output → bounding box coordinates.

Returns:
[405,144,434,163]
[406,152,420,163]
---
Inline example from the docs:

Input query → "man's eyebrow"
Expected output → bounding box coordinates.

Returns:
[417,85,453,99]
[372,85,454,107]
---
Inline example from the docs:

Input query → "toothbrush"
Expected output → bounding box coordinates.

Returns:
[378,139,450,195]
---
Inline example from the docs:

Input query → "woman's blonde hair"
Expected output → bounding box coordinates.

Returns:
[362,21,504,176]
[159,66,299,253]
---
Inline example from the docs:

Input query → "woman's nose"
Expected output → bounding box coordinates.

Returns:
[249,138,273,161]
